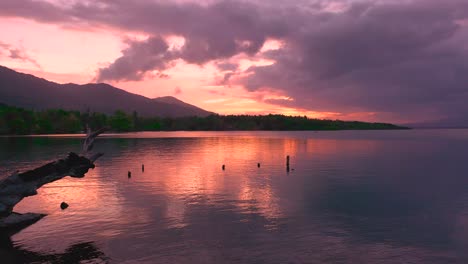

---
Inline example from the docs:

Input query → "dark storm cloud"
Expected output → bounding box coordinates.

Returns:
[96,36,172,82]
[86,0,292,81]
[315,0,463,122]
[240,0,468,123]
[2,0,468,124]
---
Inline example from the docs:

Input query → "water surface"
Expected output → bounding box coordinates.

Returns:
[1,130,468,263]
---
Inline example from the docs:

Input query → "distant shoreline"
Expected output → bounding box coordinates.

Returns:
[1,104,408,135]
[0,128,414,137]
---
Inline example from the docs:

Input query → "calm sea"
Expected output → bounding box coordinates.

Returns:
[1,130,468,263]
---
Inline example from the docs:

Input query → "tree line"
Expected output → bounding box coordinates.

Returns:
[0,104,406,135]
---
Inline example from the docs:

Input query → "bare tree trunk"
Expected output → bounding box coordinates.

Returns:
[0,127,106,232]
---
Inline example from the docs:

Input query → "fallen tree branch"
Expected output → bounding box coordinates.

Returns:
[0,127,106,232]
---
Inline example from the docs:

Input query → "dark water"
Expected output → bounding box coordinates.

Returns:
[1,130,468,263]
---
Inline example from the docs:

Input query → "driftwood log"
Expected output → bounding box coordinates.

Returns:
[0,127,106,233]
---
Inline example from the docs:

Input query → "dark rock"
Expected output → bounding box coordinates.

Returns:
[60,202,69,210]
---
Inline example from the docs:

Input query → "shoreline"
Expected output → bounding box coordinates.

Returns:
[0,127,415,137]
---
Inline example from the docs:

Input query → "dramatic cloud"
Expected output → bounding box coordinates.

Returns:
[1,0,297,81]
[238,0,468,123]
[2,0,468,124]
[96,36,172,81]
[88,0,290,82]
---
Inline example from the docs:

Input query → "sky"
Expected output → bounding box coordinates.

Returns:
[1,0,468,125]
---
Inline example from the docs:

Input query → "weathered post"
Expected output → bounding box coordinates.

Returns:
[286,155,290,172]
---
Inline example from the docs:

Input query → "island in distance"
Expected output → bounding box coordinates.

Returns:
[0,65,408,134]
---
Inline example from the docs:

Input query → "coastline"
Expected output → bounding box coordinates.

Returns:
[0,127,411,137]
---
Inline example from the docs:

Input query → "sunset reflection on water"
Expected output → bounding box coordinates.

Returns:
[2,130,468,263]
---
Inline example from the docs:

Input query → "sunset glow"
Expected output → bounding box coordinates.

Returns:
[4,2,468,262]
[1,0,468,126]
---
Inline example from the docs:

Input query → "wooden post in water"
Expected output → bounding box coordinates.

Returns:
[257,163,260,168]
[286,155,290,172]
[128,171,132,178]
[142,164,144,172]
[222,165,225,171]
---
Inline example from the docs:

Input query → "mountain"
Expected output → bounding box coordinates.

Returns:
[152,96,188,106]
[0,65,212,117]
[152,96,208,113]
